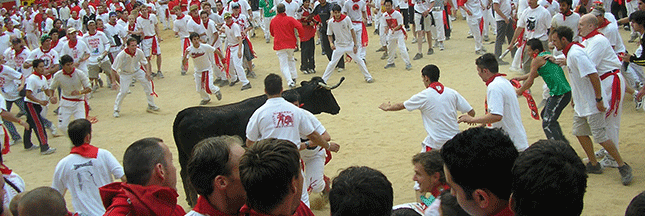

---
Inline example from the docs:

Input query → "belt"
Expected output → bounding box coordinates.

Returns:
[62,96,84,102]
[143,35,156,39]
[352,20,362,23]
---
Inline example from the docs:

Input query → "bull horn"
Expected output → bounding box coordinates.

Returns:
[318,77,345,90]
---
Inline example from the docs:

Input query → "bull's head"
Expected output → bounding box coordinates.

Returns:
[297,77,344,115]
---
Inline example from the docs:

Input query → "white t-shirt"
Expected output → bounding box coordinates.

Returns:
[3,172,25,208]
[136,14,159,36]
[67,17,83,33]
[0,65,24,101]
[227,0,252,17]
[566,45,603,117]
[111,48,148,74]
[551,12,580,41]
[517,6,551,41]
[202,20,218,45]
[343,0,366,21]
[224,22,243,46]
[174,15,192,38]
[493,0,511,21]
[404,86,473,149]
[49,69,91,99]
[463,0,483,18]
[105,22,128,52]
[327,16,355,47]
[187,18,207,39]
[581,34,621,73]
[60,39,91,72]
[486,76,529,151]
[3,47,31,77]
[246,97,316,147]
[414,0,431,13]
[186,44,216,72]
[597,21,626,54]
[283,0,300,17]
[538,0,559,16]
[26,48,60,72]
[0,35,12,58]
[24,73,49,103]
[232,13,250,30]
[83,31,111,65]
[383,10,405,37]
[51,149,125,216]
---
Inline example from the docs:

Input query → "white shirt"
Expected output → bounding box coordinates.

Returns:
[3,171,25,208]
[463,0,483,18]
[51,149,125,216]
[551,11,580,41]
[283,0,300,17]
[83,31,111,64]
[0,65,24,101]
[24,73,49,103]
[187,18,207,40]
[343,0,366,21]
[174,15,191,38]
[566,44,603,117]
[26,48,59,72]
[185,44,216,72]
[581,34,621,73]
[246,97,316,146]
[227,0,252,17]
[486,76,529,151]
[111,48,148,74]
[597,20,626,54]
[0,34,11,58]
[493,0,511,21]
[136,14,159,36]
[67,17,83,33]
[517,6,551,41]
[414,0,431,13]
[404,86,473,149]
[49,69,91,99]
[538,0,558,16]
[383,10,405,37]
[60,39,91,72]
[232,13,250,29]
[3,47,31,77]
[59,6,71,20]
[44,17,55,33]
[201,20,218,45]
[105,22,128,52]
[327,16,355,47]
[224,22,242,46]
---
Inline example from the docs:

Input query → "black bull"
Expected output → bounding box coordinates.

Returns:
[172,76,344,206]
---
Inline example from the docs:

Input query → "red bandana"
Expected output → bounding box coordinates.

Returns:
[191,14,201,24]
[40,47,51,54]
[140,13,150,19]
[32,71,45,79]
[562,10,573,21]
[177,13,185,19]
[128,24,136,31]
[125,47,137,57]
[387,9,395,15]
[68,37,78,48]
[598,17,611,29]
[581,29,602,41]
[333,14,347,22]
[0,164,11,175]
[63,68,75,77]
[192,196,234,216]
[14,47,23,58]
[430,183,450,197]
[485,73,507,86]
[51,39,59,49]
[562,42,584,57]
[427,82,444,94]
[70,143,99,158]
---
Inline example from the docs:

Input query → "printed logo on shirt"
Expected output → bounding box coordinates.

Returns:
[73,160,94,170]
[191,52,206,58]
[526,16,536,32]
[273,111,294,128]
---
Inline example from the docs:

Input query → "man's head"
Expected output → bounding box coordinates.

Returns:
[551,26,574,50]
[578,13,599,36]
[216,1,224,10]
[11,38,22,50]
[202,2,212,12]
[528,0,538,8]
[224,12,233,24]
[87,20,97,32]
[510,140,587,216]
[200,10,209,22]
[441,127,518,216]
[626,191,645,216]
[190,5,199,16]
[560,0,572,13]
[240,138,302,214]
[475,53,499,82]
[67,27,78,41]
[33,59,45,74]
[264,73,283,96]
[630,11,645,33]
[526,38,545,56]
[188,136,247,213]
[277,3,285,13]
[384,0,393,10]
[68,119,92,147]
[231,2,240,14]
[123,138,177,190]
[17,187,68,216]
[421,64,440,86]
[282,90,301,106]
[60,54,74,72]
[9,192,23,216]
[412,151,444,194]
[127,37,138,51]
[190,32,201,46]
[329,166,393,216]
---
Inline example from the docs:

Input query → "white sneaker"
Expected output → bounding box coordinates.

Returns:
[595,148,608,159]
[49,125,60,137]
[147,105,161,112]
[113,111,120,118]
[634,94,643,110]
[600,157,619,168]
[438,42,445,51]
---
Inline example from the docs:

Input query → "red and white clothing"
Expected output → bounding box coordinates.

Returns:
[486,76,529,151]
[300,110,328,194]
[187,16,207,41]
[283,0,300,17]
[111,48,158,112]
[223,22,249,85]
[185,43,221,101]
[550,10,580,43]
[517,6,551,42]
[201,19,218,45]
[404,84,473,150]
[184,196,236,216]
[246,97,316,147]
[60,39,91,73]
[323,15,372,82]
[343,0,367,59]
[565,44,603,117]
[2,169,25,208]
[0,34,12,59]
[105,22,128,57]
[24,73,49,104]
[460,0,484,51]
[137,14,161,56]
[383,10,411,65]
[49,69,91,132]
[52,145,124,216]
[174,14,191,71]
[67,17,83,33]
[0,65,23,103]
[226,0,252,17]
[26,48,60,79]
[3,47,31,77]
[270,13,304,86]
[83,31,111,66]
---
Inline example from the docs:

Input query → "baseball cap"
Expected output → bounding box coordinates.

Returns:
[190,4,199,11]
[40,34,52,43]
[231,2,240,8]
[223,12,232,19]
[109,11,117,17]
[67,27,77,34]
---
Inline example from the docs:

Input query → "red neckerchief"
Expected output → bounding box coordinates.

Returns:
[192,196,234,216]
[485,73,507,86]
[217,9,224,15]
[333,14,347,22]
[387,9,395,15]
[226,21,233,28]
[427,82,444,94]
[88,30,98,36]
[40,47,51,54]
[14,47,23,58]
[581,29,602,41]
[6,28,13,33]
[352,0,360,2]
[0,163,12,175]
[561,9,573,21]
[70,143,99,158]
[120,17,127,22]
[125,48,137,57]
[140,13,150,19]
[99,11,108,15]
[492,206,514,216]
[232,13,239,19]
[598,17,611,29]
[97,27,104,31]
[128,23,136,31]
[191,14,201,24]
[109,21,118,26]
[562,42,584,57]
[51,39,59,49]
[63,68,75,77]
[68,37,78,48]
[202,18,209,29]
[32,71,45,79]
[177,13,185,20]
[430,183,450,197]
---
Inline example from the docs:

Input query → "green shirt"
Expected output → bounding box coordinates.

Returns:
[259,0,276,17]
[537,51,571,96]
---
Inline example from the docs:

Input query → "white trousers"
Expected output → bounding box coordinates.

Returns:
[387,35,411,65]
[262,15,274,40]
[159,4,170,28]
[301,148,326,193]
[114,70,157,111]
[467,16,483,51]
[58,98,86,133]
[228,45,250,85]
[431,10,446,42]
[194,69,221,101]
[277,49,298,86]
[351,23,366,59]
[323,45,372,82]
[482,9,495,37]
[378,15,388,47]
[602,72,625,150]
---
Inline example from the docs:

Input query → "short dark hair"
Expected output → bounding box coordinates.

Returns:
[441,127,518,200]
[282,90,301,104]
[411,151,445,184]
[630,11,645,27]
[553,26,574,43]
[384,0,393,5]
[123,137,166,185]
[189,32,200,40]
[127,37,138,45]
[277,3,285,13]
[188,136,243,196]
[526,38,544,52]
[391,208,421,216]
[439,192,469,216]
[60,54,74,66]
[626,191,645,216]
[67,119,91,147]
[264,73,283,96]
[200,10,208,16]
[560,0,572,7]
[332,4,341,11]
[475,53,499,73]
[240,138,300,214]
[18,187,68,216]
[511,140,587,216]
[421,64,440,82]
[32,59,45,68]
[11,38,22,45]
[329,166,393,216]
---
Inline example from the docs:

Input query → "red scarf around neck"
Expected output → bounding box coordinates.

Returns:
[427,82,444,94]
[203,19,209,29]
[125,48,137,57]
[598,17,611,29]
[177,13,185,20]
[191,14,201,24]
[562,42,584,57]
[128,23,136,31]
[333,14,347,22]
[561,10,573,21]
[192,196,233,216]
[14,47,23,58]
[70,143,99,158]
[32,71,45,79]
[582,29,602,41]
[68,38,78,49]
[485,73,507,86]
[50,40,59,49]
[63,68,75,77]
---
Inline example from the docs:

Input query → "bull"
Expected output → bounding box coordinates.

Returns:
[172,76,345,206]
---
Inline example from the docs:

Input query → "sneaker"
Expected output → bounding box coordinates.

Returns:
[411,37,417,44]
[619,163,633,186]
[366,78,374,83]
[413,53,423,60]
[229,79,239,86]
[301,69,310,74]
[337,68,344,72]
[450,15,456,21]
[595,148,608,159]
[26,145,39,151]
[483,35,490,42]
[147,105,161,112]
[634,94,643,110]
[376,47,386,52]
[49,125,60,137]
[427,48,434,55]
[10,139,20,146]
[475,50,487,55]
[467,35,474,39]
[213,78,222,86]
[53,107,60,114]
[241,83,252,91]
[433,41,438,48]
[384,63,395,69]
[586,162,603,174]
[41,147,56,155]
[380,52,388,60]
[215,90,222,100]
[438,42,445,51]
[498,60,510,65]
[600,157,619,168]
[266,38,270,43]
[219,80,230,87]
[200,99,211,105]
[309,68,316,74]
[295,47,300,52]
[406,64,413,70]
[98,78,104,87]
[289,83,296,89]
[181,71,187,76]
[113,111,120,118]
[157,71,165,78]
[247,71,257,78]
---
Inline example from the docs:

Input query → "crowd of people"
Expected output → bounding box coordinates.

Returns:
[0,0,641,214]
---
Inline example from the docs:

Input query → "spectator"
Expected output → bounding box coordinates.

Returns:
[17,187,68,216]
[330,166,393,216]
[626,191,645,216]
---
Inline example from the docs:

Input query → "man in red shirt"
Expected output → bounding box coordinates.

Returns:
[270,3,305,88]
[100,138,186,216]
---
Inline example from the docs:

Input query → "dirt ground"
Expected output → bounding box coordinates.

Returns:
[5,15,644,216]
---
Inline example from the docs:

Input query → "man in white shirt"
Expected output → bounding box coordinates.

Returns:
[183,33,223,105]
[59,2,71,26]
[380,64,474,151]
[48,55,92,134]
[508,0,551,74]
[221,12,251,90]
[137,6,164,78]
[0,55,25,146]
[457,53,529,151]
[110,38,161,117]
[173,6,192,75]
[283,0,300,17]
[52,118,125,216]
[383,0,412,70]
[84,20,113,91]
[550,26,632,186]
[60,28,90,74]
[23,59,57,155]
[323,5,373,83]
[493,0,514,64]
[459,0,485,54]
[411,0,434,60]
[550,0,580,43]
[105,12,128,63]
[342,0,368,60]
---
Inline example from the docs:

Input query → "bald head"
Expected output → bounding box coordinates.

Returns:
[578,14,599,37]
[18,187,68,216]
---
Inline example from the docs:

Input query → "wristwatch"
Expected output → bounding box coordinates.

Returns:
[596,97,603,102]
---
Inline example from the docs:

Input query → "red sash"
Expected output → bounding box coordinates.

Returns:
[352,21,369,47]
[144,35,159,55]
[214,48,224,71]
[225,44,240,78]
[1,126,9,155]
[600,69,621,118]
[182,38,190,69]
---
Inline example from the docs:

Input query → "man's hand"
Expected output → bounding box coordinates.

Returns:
[422,10,429,16]
[637,88,645,100]
[596,101,606,112]
[328,142,340,152]
[237,49,243,58]
[378,102,390,111]
[71,90,80,96]
[146,73,153,81]
[50,96,58,104]
[515,89,523,96]
[331,44,336,50]
[111,82,119,90]
[353,46,357,54]
[457,114,473,123]
[19,120,29,130]
[38,99,48,106]
[466,10,472,16]
[621,53,632,63]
